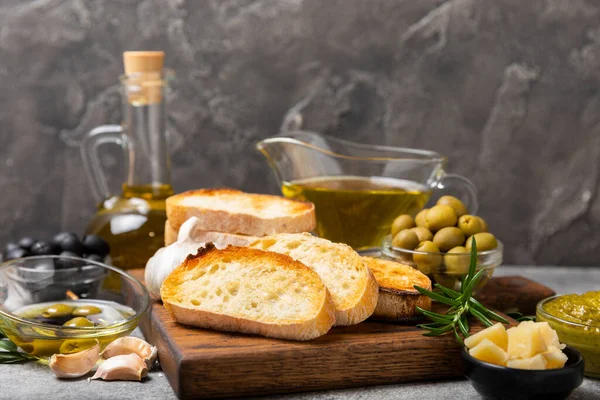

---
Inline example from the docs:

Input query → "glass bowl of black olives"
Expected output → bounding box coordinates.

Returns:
[381,196,503,293]
[0,255,149,357]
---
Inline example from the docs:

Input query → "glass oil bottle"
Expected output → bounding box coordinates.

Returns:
[81,51,173,269]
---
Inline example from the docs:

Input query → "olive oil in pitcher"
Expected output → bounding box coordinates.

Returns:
[81,52,173,269]
[282,176,430,250]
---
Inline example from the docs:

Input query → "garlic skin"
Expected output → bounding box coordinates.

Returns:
[101,336,157,369]
[91,354,148,381]
[49,341,100,379]
[145,217,206,298]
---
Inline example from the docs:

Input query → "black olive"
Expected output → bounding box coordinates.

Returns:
[30,259,55,271]
[4,248,27,261]
[82,235,110,257]
[51,232,78,249]
[85,254,104,263]
[18,237,36,250]
[58,235,83,256]
[3,242,20,254]
[30,241,58,256]
[54,251,80,269]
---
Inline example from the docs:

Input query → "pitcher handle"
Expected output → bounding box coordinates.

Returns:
[437,173,479,215]
[80,125,127,204]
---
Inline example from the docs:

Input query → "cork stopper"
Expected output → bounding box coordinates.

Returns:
[122,51,165,105]
[123,51,164,75]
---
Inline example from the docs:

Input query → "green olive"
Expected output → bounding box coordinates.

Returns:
[436,195,468,217]
[425,204,458,232]
[465,232,498,252]
[433,227,466,252]
[433,274,460,290]
[392,229,420,250]
[59,339,98,354]
[413,241,443,274]
[457,215,486,236]
[72,305,102,317]
[391,214,416,237]
[480,218,489,232]
[411,227,433,243]
[415,209,429,228]
[443,246,470,274]
[41,304,74,319]
[63,317,94,328]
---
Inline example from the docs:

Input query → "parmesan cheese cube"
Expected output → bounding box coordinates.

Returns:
[543,346,569,369]
[537,322,565,350]
[507,354,548,370]
[507,322,547,358]
[469,338,509,366]
[464,323,508,351]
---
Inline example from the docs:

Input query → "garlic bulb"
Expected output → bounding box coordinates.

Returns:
[101,336,157,370]
[145,217,205,298]
[90,354,148,381]
[49,340,100,379]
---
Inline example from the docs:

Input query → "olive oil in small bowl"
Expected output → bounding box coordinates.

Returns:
[0,255,149,358]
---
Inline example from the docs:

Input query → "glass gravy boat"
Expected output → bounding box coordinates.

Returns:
[256,131,478,251]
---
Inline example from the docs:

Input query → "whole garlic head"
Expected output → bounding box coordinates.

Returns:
[145,217,205,298]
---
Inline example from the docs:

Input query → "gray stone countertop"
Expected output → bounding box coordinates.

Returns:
[1,266,599,400]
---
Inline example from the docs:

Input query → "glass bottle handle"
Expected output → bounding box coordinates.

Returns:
[437,173,479,215]
[80,125,127,204]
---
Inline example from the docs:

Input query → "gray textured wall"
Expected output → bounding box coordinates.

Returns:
[1,0,600,266]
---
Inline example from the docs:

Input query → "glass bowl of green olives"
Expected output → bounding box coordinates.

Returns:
[381,195,503,293]
[0,255,149,358]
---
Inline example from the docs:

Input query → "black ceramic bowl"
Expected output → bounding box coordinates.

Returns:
[462,345,584,400]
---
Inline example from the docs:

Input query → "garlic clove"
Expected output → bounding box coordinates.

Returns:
[90,353,148,381]
[177,216,199,242]
[49,340,100,379]
[145,217,206,298]
[101,336,158,369]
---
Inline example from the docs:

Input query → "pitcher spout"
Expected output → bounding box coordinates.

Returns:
[256,132,347,186]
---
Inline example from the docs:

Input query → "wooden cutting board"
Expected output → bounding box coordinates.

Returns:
[131,272,554,399]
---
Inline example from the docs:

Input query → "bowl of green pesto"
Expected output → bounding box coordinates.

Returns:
[537,291,600,379]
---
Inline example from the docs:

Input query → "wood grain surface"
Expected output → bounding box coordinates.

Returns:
[129,272,554,399]
[476,276,556,315]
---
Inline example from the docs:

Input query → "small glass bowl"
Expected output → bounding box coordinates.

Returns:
[380,235,503,293]
[537,295,600,379]
[0,255,149,358]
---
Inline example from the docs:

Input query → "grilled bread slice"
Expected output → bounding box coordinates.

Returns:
[164,220,258,247]
[166,189,316,237]
[362,257,432,321]
[249,233,379,326]
[161,244,335,341]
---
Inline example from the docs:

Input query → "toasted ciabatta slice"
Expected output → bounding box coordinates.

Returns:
[164,220,258,247]
[362,257,432,321]
[166,189,316,237]
[249,233,379,326]
[161,243,335,341]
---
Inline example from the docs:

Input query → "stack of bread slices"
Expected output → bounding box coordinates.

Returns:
[159,189,431,341]
[164,188,317,247]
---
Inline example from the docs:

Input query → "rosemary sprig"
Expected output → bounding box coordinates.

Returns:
[0,329,37,364]
[505,311,536,322]
[414,237,508,344]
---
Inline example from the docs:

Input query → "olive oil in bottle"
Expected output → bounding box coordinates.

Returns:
[81,52,173,269]
[85,184,173,269]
